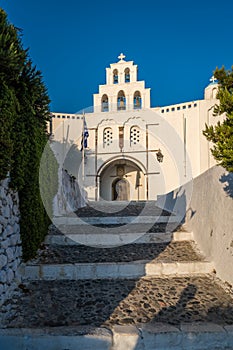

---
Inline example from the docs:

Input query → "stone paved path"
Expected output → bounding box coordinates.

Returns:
[31,241,204,264]
[49,222,182,234]
[74,201,172,217]
[2,275,233,329]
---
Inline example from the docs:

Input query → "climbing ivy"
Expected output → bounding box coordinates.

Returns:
[0,8,57,260]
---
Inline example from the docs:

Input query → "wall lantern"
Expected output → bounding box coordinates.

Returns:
[156,149,164,163]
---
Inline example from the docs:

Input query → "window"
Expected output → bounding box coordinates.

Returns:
[166,108,169,112]
[103,127,113,147]
[101,94,109,112]
[183,105,186,110]
[113,69,118,84]
[171,107,175,111]
[133,91,142,109]
[212,88,217,99]
[125,68,130,83]
[177,106,181,111]
[194,103,197,107]
[188,104,192,109]
[130,126,140,145]
[161,109,164,113]
[117,90,126,110]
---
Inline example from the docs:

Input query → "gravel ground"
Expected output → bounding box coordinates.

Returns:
[30,241,204,264]
[74,202,172,217]
[2,275,233,328]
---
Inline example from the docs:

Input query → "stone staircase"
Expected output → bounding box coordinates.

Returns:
[1,201,233,350]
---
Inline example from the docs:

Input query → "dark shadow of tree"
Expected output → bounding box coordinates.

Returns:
[219,172,233,198]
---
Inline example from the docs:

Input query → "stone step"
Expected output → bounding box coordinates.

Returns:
[1,324,233,350]
[21,260,214,280]
[2,276,233,330]
[53,214,181,226]
[46,222,186,247]
[75,200,173,218]
[21,241,214,280]
[45,229,192,246]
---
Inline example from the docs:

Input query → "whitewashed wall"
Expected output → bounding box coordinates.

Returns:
[185,166,233,286]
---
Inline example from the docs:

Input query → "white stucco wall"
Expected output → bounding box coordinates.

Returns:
[184,166,233,285]
[157,165,233,285]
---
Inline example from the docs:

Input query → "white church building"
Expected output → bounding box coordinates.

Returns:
[50,53,220,202]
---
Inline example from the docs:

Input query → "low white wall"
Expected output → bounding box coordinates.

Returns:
[157,166,233,286]
[184,166,233,285]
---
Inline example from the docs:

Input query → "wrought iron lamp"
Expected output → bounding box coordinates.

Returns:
[156,149,164,163]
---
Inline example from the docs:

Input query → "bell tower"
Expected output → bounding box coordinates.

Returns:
[204,75,218,100]
[93,53,151,112]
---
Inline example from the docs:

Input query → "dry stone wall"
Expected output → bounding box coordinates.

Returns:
[0,178,22,305]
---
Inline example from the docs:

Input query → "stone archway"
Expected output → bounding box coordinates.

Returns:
[98,157,146,201]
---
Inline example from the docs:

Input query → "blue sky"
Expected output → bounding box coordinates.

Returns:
[1,0,233,113]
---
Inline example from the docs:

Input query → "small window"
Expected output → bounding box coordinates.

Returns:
[103,127,113,147]
[161,109,164,113]
[57,115,60,118]
[130,126,140,145]
[171,107,175,111]
[177,106,181,111]
[62,115,66,119]
[188,104,192,109]
[67,115,70,119]
[183,105,186,110]
[194,103,197,107]
[166,108,169,112]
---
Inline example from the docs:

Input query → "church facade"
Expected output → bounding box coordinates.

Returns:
[51,54,220,202]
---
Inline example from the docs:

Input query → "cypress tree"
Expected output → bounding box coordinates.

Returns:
[0,8,58,260]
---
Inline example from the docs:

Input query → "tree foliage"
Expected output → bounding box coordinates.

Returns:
[203,66,233,172]
[0,8,58,260]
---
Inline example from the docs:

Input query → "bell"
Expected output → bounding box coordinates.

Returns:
[120,98,125,108]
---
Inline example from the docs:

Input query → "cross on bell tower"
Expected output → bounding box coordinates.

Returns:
[210,75,217,84]
[118,53,126,62]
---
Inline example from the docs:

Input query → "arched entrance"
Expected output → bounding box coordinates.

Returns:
[98,157,146,201]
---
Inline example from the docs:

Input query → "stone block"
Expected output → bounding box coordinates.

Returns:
[2,205,10,219]
[5,225,14,237]
[15,246,22,259]
[112,325,142,350]
[1,238,10,250]
[0,270,7,283]
[0,284,4,296]
[10,233,20,246]
[0,254,7,269]
[6,247,14,262]
[7,269,14,284]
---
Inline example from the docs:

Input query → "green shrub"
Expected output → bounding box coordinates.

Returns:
[0,8,57,260]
